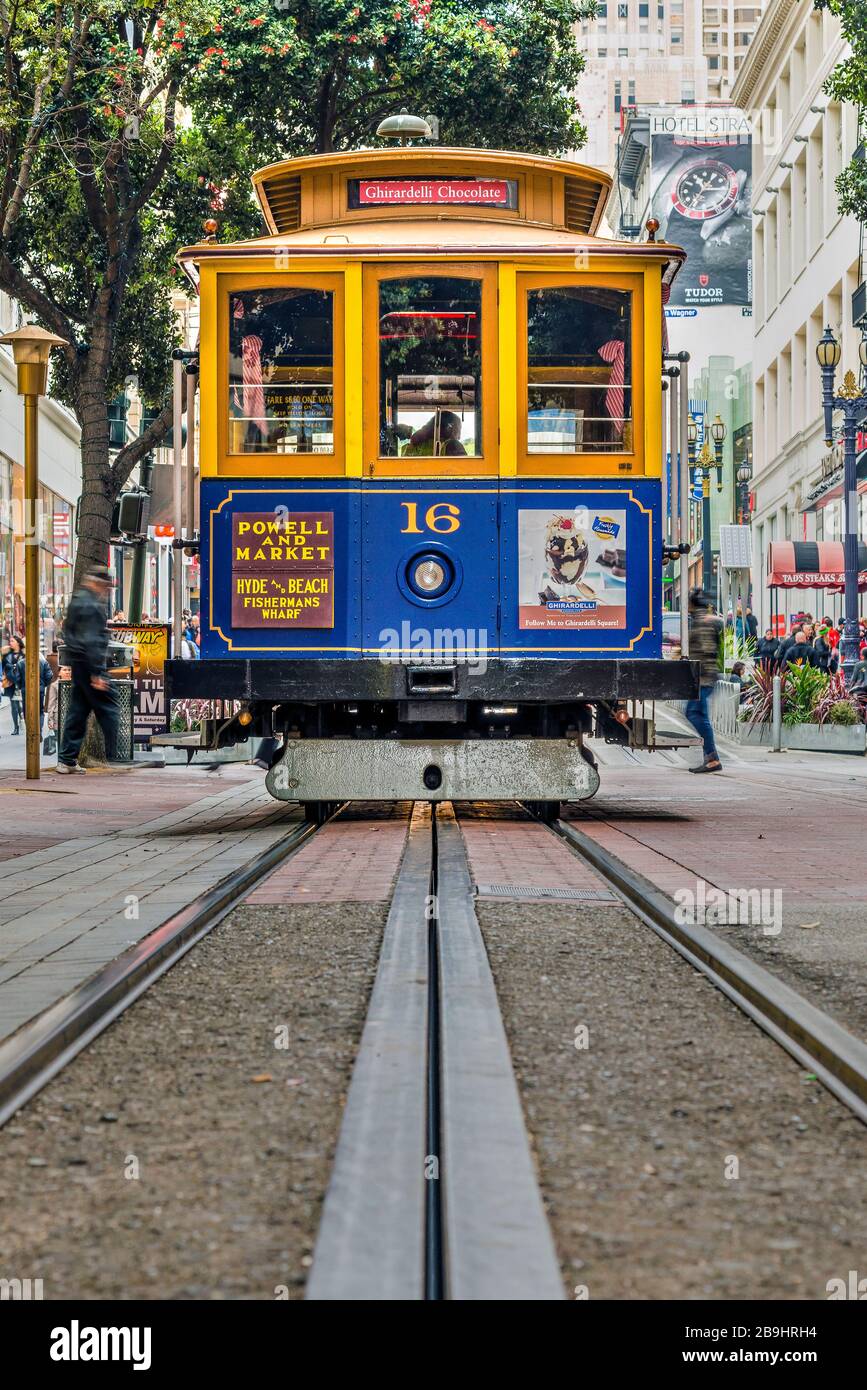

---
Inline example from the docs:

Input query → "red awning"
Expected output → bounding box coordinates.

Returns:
[767,540,867,590]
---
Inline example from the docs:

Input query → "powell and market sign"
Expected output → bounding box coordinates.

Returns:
[231,511,335,629]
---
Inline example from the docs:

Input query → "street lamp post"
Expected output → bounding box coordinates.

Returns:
[688,412,727,600]
[816,325,867,678]
[0,325,68,780]
[708,414,727,602]
[687,415,702,595]
[736,456,753,526]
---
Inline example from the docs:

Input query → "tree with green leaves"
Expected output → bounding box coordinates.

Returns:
[0,0,592,580]
[816,1,867,223]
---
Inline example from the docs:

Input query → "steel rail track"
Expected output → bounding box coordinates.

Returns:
[0,810,333,1128]
[540,811,867,1127]
[308,800,563,1301]
[425,805,445,1299]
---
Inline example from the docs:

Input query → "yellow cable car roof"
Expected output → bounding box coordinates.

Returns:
[178,146,685,282]
[253,146,612,234]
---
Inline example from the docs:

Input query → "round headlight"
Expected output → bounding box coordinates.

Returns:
[413,558,446,592]
[401,549,459,604]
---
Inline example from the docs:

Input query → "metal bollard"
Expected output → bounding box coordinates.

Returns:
[772,675,782,752]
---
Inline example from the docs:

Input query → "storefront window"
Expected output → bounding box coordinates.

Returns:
[0,454,14,644]
[0,453,73,649]
[526,286,632,453]
[228,288,334,454]
[378,276,482,459]
[39,491,72,651]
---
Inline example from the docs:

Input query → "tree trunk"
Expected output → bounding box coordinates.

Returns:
[73,386,114,587]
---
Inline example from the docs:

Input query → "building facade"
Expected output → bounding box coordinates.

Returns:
[0,293,80,650]
[578,0,709,172]
[606,103,755,601]
[704,2,766,100]
[732,0,865,631]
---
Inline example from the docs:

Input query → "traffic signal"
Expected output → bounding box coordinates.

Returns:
[111,491,151,539]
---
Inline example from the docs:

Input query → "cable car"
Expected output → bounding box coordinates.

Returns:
[165,121,698,817]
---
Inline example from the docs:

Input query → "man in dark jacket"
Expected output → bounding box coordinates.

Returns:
[785,630,817,668]
[775,623,802,663]
[756,628,779,661]
[685,587,724,773]
[57,564,118,773]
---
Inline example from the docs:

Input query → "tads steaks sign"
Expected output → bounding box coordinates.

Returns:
[231,511,334,628]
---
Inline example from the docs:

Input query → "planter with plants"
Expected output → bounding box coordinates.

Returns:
[737,665,866,753]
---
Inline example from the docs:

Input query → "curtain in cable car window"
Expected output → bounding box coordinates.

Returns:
[526,287,632,453]
[378,277,482,459]
[228,289,334,454]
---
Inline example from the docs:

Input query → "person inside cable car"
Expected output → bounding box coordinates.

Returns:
[402,409,467,458]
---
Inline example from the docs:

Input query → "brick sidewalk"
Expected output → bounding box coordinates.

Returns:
[457,804,609,893]
[247,815,409,904]
[0,765,300,1042]
[0,763,270,863]
[566,760,864,908]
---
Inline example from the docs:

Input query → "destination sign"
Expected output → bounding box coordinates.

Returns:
[231,511,334,628]
[232,512,333,571]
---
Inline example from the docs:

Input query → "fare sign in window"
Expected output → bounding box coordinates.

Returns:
[231,511,334,629]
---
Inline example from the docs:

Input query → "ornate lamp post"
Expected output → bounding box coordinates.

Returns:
[0,324,68,780]
[816,325,867,677]
[688,412,727,598]
[736,453,753,525]
[710,414,727,494]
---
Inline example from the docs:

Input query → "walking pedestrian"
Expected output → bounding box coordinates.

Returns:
[1,635,24,734]
[44,664,62,755]
[56,564,120,774]
[734,604,747,643]
[251,736,282,772]
[685,588,723,774]
[15,639,54,734]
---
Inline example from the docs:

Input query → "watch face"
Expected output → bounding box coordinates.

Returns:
[671,158,739,220]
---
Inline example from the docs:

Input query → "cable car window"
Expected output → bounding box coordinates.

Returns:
[378,277,482,459]
[526,287,632,453]
[228,289,334,454]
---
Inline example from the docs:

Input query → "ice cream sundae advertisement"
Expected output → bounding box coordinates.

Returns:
[518,508,627,630]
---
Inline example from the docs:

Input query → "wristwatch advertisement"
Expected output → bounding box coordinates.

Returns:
[649,126,753,309]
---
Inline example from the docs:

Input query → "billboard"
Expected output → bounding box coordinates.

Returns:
[649,107,752,309]
[108,622,169,740]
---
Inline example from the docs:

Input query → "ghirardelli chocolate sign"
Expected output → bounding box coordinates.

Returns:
[231,510,334,628]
